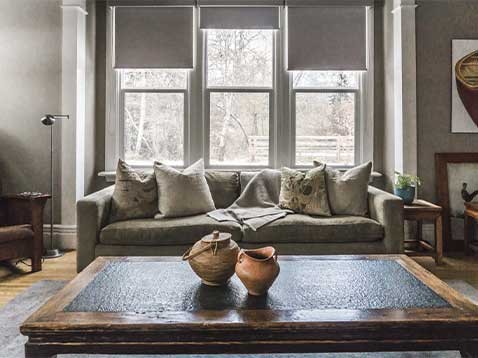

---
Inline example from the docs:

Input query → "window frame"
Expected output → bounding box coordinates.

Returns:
[203,29,277,169]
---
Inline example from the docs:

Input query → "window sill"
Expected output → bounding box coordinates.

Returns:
[98,170,384,183]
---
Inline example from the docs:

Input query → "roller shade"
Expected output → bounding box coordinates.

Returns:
[198,0,284,5]
[114,6,194,69]
[286,0,374,5]
[199,7,280,29]
[286,6,367,71]
[108,0,195,5]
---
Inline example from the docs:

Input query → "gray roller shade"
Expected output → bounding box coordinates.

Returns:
[114,6,194,69]
[286,0,374,5]
[198,0,284,5]
[286,6,367,71]
[199,7,280,29]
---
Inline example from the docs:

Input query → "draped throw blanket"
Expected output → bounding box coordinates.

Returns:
[207,169,292,231]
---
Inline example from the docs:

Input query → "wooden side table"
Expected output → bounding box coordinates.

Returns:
[464,202,478,255]
[404,200,443,265]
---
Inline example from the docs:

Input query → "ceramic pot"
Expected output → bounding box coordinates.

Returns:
[394,186,416,205]
[182,231,239,286]
[235,246,280,296]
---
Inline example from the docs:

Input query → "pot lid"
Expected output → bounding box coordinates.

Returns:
[202,230,232,243]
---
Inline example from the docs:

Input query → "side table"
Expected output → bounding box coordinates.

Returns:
[404,200,443,265]
[464,202,478,255]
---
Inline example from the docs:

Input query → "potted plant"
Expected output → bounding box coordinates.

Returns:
[394,171,422,205]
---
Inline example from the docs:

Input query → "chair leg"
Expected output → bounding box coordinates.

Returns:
[31,254,42,272]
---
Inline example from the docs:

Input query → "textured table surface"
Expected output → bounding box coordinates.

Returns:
[65,259,449,313]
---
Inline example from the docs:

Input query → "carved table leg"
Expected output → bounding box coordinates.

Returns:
[25,343,57,358]
[460,343,478,358]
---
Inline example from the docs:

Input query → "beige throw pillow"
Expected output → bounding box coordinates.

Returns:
[279,165,331,216]
[110,159,158,222]
[313,161,372,216]
[154,159,215,218]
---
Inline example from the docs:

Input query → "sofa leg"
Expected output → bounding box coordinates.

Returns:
[31,255,42,272]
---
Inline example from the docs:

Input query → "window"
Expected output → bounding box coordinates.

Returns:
[106,7,373,172]
[120,69,188,166]
[205,29,274,166]
[292,71,360,166]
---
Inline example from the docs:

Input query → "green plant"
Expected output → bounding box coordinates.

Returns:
[394,171,422,189]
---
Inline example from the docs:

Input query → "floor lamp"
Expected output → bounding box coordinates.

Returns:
[41,114,69,259]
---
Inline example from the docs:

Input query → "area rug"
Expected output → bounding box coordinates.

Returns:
[2,280,473,358]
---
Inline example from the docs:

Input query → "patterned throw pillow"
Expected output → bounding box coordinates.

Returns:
[154,159,216,218]
[279,164,331,216]
[110,159,158,222]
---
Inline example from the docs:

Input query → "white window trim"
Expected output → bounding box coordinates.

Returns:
[104,6,374,174]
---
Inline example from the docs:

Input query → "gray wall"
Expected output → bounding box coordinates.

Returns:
[416,0,478,202]
[0,0,62,222]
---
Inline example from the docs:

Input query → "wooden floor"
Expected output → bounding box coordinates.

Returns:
[1,251,478,308]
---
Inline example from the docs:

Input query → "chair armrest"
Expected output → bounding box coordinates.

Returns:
[368,186,404,253]
[0,194,50,260]
[76,186,114,272]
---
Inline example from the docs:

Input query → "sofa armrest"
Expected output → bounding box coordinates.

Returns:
[76,185,114,272]
[368,186,404,254]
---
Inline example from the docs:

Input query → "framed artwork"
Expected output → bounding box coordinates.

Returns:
[436,153,478,252]
[451,39,478,133]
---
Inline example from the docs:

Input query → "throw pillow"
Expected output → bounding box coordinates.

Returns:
[313,161,372,216]
[110,159,158,222]
[154,159,216,218]
[279,164,331,216]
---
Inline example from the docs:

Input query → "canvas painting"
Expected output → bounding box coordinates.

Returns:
[447,163,478,241]
[451,39,478,133]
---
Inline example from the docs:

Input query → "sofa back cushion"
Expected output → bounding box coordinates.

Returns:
[240,170,281,194]
[205,171,240,208]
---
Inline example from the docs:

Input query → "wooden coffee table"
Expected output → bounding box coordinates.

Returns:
[21,255,478,357]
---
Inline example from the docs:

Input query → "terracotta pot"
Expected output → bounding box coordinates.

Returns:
[182,231,239,286]
[235,246,280,296]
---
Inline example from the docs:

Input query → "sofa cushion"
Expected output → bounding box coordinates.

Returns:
[100,215,243,246]
[279,165,331,216]
[205,171,240,208]
[154,159,215,218]
[242,214,383,244]
[110,159,157,223]
[314,161,372,217]
[241,170,281,193]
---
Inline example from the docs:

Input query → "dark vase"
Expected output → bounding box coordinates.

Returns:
[394,186,416,205]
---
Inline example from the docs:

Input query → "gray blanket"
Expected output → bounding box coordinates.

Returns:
[207,169,291,231]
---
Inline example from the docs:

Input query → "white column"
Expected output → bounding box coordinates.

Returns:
[61,0,87,226]
[392,0,417,175]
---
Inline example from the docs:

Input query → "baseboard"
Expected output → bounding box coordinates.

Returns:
[43,225,77,250]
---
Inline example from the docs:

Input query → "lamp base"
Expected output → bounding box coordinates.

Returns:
[43,249,64,259]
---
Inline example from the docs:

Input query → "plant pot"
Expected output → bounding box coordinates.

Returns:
[394,186,416,205]
[235,246,280,296]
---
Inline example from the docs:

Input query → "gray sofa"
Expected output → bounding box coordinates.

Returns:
[77,171,404,272]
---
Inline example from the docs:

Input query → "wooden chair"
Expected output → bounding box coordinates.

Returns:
[0,193,50,272]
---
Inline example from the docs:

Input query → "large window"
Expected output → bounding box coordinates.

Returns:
[120,69,188,166]
[206,29,274,167]
[107,6,372,172]
[292,71,359,166]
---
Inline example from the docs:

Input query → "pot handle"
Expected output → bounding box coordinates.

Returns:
[237,249,245,264]
[182,243,213,261]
